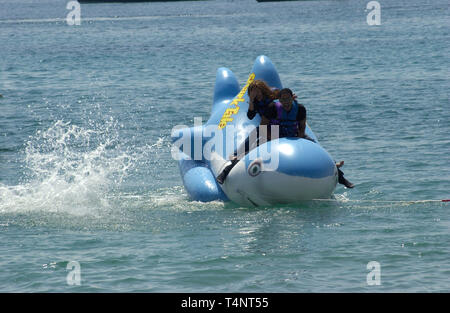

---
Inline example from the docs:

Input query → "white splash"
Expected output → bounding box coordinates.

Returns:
[0,120,135,215]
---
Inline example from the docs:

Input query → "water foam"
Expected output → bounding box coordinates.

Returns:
[0,120,135,215]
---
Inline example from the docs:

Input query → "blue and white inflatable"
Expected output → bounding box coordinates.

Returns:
[171,56,338,206]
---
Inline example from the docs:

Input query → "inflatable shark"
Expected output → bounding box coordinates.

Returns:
[171,56,338,206]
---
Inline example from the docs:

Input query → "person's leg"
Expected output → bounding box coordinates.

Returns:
[233,126,259,160]
[216,158,239,184]
[337,168,354,188]
[217,127,260,184]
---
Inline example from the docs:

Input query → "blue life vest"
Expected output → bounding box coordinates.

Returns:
[274,100,299,137]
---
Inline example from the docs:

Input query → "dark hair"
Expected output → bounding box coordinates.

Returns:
[279,88,293,97]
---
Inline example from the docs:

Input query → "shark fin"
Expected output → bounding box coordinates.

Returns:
[250,55,283,90]
[212,67,240,111]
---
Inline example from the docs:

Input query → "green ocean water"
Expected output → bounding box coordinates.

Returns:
[0,0,449,292]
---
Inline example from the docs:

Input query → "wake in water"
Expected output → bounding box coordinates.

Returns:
[0,119,137,215]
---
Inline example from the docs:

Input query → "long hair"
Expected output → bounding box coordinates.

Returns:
[248,80,280,101]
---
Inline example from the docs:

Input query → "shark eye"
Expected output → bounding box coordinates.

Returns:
[248,160,262,177]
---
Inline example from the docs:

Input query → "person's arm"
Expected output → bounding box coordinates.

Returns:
[296,104,306,121]
[296,104,307,137]
[247,97,257,120]
[248,96,255,111]
[247,109,257,120]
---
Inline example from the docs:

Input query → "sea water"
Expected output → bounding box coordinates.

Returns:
[0,0,449,292]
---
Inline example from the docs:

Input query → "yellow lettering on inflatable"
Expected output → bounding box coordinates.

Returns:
[231,98,245,105]
[223,107,239,117]
[218,73,255,129]
[221,116,233,122]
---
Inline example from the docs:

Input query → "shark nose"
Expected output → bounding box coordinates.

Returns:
[239,138,337,204]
